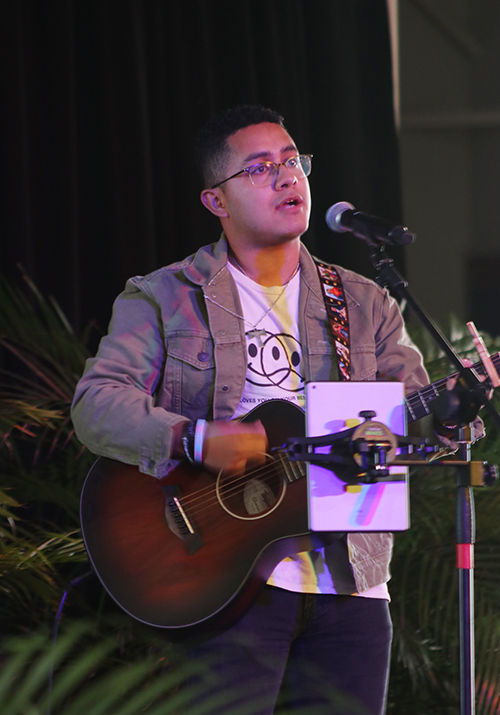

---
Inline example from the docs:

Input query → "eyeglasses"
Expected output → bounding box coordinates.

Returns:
[211,154,313,189]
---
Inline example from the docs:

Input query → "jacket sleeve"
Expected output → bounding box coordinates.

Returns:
[71,280,188,478]
[374,289,429,394]
[374,289,453,445]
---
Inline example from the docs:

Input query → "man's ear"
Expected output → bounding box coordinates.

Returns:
[200,188,229,218]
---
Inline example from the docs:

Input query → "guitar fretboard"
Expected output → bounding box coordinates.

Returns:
[404,352,500,424]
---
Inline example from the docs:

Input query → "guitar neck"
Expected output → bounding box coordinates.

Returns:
[405,351,500,424]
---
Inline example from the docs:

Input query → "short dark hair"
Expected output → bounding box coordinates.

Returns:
[194,105,286,188]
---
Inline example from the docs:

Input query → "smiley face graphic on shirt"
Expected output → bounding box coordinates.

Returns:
[246,330,303,392]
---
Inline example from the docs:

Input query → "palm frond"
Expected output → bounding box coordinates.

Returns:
[0,620,333,715]
[0,270,92,463]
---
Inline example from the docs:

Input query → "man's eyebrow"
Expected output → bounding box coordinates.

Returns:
[242,144,297,164]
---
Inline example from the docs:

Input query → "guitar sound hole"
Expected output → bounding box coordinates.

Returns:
[216,459,286,520]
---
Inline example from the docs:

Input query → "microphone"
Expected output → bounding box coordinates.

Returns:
[325,201,416,246]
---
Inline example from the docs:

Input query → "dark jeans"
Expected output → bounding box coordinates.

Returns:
[183,585,392,715]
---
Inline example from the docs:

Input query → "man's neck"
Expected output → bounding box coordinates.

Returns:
[228,240,301,287]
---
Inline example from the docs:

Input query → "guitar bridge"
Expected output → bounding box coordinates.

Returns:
[162,485,203,555]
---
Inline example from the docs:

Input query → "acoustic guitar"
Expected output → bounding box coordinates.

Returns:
[80,357,495,631]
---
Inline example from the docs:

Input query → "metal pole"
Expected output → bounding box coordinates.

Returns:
[456,431,476,715]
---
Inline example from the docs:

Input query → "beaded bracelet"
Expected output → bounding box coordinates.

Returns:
[181,420,196,464]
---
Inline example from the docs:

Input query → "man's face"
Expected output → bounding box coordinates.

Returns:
[207,122,311,250]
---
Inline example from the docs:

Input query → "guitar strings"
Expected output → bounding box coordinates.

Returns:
[173,456,291,521]
[180,375,448,519]
[172,364,488,524]
[406,356,491,417]
[178,373,445,520]
[176,379,441,519]
[179,456,285,508]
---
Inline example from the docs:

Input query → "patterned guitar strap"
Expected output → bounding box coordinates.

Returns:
[314,260,351,381]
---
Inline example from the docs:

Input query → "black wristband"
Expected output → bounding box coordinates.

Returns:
[181,420,196,464]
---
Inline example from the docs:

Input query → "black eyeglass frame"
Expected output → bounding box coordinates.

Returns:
[211,154,313,189]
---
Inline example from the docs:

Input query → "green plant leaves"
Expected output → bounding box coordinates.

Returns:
[388,317,500,714]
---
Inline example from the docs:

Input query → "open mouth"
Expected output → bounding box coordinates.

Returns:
[279,196,301,208]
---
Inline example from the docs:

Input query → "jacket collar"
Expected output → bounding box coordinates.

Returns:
[184,233,324,295]
[183,234,230,287]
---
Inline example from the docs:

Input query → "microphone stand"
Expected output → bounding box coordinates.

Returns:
[368,242,500,715]
[371,246,500,429]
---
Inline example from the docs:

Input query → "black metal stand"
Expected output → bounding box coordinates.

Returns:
[368,245,500,715]
[289,425,495,715]
[456,432,476,715]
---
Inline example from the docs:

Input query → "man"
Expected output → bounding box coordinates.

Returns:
[72,105,432,714]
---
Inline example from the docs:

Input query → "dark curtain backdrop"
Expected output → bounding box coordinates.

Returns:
[0,0,403,338]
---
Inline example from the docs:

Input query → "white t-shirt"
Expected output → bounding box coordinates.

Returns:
[228,262,305,419]
[227,262,389,600]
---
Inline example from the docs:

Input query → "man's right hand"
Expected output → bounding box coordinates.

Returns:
[202,419,268,475]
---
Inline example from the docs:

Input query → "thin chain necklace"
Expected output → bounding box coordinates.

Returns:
[204,258,300,346]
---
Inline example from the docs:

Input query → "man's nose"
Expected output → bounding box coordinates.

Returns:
[274,162,298,188]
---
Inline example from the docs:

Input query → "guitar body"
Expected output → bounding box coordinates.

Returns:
[80,400,325,631]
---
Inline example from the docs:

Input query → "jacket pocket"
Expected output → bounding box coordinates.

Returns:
[351,346,377,381]
[165,335,215,411]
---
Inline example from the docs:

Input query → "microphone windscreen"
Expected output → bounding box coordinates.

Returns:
[325,201,355,233]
